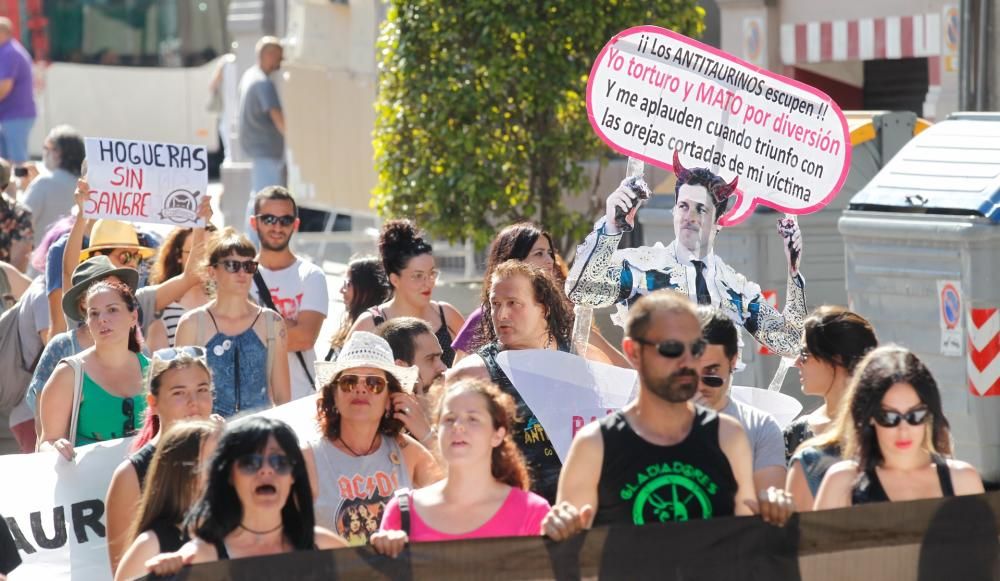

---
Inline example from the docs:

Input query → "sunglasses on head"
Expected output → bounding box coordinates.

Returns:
[873,407,931,428]
[631,337,706,359]
[235,453,294,475]
[215,259,259,274]
[153,345,207,362]
[256,214,296,227]
[335,374,388,394]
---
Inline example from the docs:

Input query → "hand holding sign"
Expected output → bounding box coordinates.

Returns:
[587,26,851,225]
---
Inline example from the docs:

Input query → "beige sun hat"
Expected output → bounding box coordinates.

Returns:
[79,219,156,262]
[314,331,419,391]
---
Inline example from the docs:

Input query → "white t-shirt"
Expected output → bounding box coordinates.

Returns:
[721,397,785,472]
[252,258,329,400]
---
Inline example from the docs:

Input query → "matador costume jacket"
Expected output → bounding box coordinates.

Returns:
[565,218,807,358]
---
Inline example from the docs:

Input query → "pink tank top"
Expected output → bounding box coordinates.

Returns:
[379,487,550,541]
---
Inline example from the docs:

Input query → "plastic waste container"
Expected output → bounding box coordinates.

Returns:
[840,112,1000,482]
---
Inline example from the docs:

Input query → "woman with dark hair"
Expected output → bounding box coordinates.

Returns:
[304,331,441,545]
[449,260,609,503]
[784,306,879,459]
[371,378,550,557]
[175,227,290,417]
[350,219,464,367]
[114,420,220,581]
[23,125,85,239]
[326,256,389,361]
[143,417,345,575]
[105,348,218,573]
[146,226,215,350]
[783,307,879,510]
[38,280,149,459]
[813,346,983,509]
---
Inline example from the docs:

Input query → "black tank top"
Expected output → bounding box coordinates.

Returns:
[129,442,157,490]
[594,407,738,527]
[851,454,955,505]
[370,303,456,367]
[149,518,186,553]
[478,341,566,504]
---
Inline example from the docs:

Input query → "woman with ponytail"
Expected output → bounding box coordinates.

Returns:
[371,378,549,557]
[350,219,464,367]
[39,280,149,460]
[105,348,218,574]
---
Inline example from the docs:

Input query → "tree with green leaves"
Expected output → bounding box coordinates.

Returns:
[373,1,704,252]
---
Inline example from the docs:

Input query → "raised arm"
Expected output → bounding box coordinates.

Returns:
[147,197,213,311]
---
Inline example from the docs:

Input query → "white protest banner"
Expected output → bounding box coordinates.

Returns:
[587,26,851,225]
[83,137,208,227]
[730,385,801,429]
[0,397,323,581]
[496,350,638,462]
[1,439,132,581]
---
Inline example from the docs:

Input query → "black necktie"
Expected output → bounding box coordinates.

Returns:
[692,260,711,305]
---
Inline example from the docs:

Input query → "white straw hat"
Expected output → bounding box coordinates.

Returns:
[314,331,419,391]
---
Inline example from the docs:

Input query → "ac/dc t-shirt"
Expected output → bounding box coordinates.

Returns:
[594,406,738,526]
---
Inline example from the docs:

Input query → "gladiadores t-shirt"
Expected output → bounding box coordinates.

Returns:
[594,406,738,526]
[251,258,329,400]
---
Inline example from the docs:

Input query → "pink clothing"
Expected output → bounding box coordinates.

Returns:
[380,487,550,541]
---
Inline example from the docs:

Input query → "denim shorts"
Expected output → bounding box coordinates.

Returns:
[0,117,36,163]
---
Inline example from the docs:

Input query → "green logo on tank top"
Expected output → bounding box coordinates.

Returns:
[620,461,719,524]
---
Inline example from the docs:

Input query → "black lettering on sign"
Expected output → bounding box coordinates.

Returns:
[4,517,36,554]
[71,500,105,543]
[30,507,67,549]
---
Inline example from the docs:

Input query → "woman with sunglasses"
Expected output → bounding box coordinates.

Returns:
[450,260,609,504]
[783,307,878,511]
[175,227,290,417]
[142,417,345,576]
[114,420,220,581]
[350,219,464,368]
[813,346,983,509]
[305,332,441,545]
[105,347,218,574]
[325,256,389,362]
[371,378,550,557]
[38,280,149,460]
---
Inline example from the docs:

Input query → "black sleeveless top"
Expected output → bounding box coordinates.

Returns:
[370,303,455,367]
[129,442,157,490]
[851,454,955,505]
[477,341,567,504]
[594,407,738,526]
[149,518,186,553]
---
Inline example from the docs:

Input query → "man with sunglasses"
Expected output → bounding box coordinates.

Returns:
[543,291,791,540]
[250,186,328,401]
[696,308,785,493]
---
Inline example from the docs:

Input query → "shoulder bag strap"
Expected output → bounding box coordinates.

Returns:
[264,309,276,384]
[393,487,412,535]
[64,357,85,442]
[253,270,315,391]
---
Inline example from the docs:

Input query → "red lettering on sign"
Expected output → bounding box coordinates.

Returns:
[110,166,144,189]
[92,190,151,218]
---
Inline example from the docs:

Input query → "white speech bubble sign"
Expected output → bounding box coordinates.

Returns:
[587,26,851,225]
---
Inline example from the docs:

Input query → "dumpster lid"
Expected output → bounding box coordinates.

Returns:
[848,115,1000,222]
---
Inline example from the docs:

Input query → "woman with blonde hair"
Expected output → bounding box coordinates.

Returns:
[114,420,220,581]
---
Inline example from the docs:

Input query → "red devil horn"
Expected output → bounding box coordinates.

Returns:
[716,176,739,203]
[672,150,689,181]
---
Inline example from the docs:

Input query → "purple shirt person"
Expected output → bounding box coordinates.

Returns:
[0,17,37,163]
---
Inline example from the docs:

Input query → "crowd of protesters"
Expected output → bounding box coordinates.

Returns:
[0,34,989,581]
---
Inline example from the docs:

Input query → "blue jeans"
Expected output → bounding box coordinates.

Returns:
[0,117,35,163]
[246,156,286,245]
